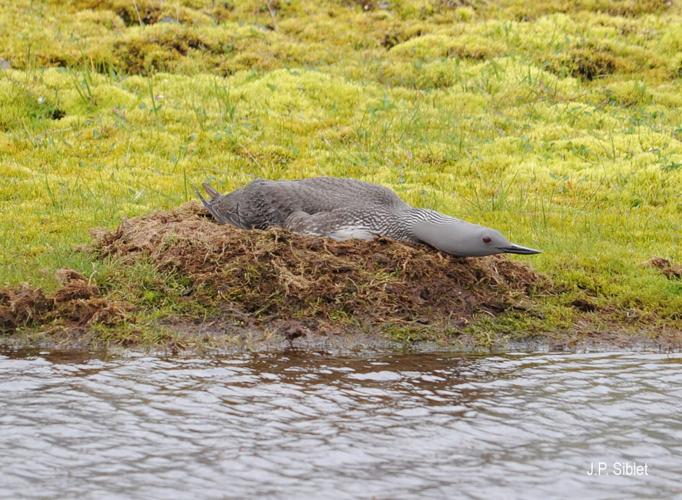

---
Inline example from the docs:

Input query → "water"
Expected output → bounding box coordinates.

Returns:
[0,349,680,499]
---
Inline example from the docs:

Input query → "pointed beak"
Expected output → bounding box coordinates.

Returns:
[498,244,542,255]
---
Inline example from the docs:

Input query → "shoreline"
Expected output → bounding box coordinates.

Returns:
[2,203,680,355]
[2,320,679,357]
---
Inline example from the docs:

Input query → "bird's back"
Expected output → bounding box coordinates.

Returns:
[215,177,408,229]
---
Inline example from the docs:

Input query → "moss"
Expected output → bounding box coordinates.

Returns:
[72,0,208,26]
[112,25,220,74]
[383,324,441,343]
[380,22,430,49]
[0,80,65,131]
[389,33,505,61]
[500,0,672,21]
[559,46,619,80]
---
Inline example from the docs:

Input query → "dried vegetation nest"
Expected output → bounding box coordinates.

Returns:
[90,202,545,331]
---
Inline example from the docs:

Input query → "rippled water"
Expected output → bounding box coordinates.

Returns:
[0,349,680,499]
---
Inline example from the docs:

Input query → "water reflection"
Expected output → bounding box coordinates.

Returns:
[0,349,680,499]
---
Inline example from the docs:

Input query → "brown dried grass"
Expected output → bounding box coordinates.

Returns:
[0,270,131,333]
[649,257,681,280]
[92,202,545,329]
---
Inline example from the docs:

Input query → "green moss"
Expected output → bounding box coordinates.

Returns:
[382,322,464,345]
[0,80,65,131]
[499,0,672,20]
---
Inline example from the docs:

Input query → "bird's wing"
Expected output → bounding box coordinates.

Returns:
[283,209,378,241]
[197,177,409,230]
[296,177,409,210]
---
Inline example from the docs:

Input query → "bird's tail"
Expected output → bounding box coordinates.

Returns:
[202,182,220,200]
[195,183,229,224]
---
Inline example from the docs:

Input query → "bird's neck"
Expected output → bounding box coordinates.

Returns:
[404,208,463,235]
[405,208,481,255]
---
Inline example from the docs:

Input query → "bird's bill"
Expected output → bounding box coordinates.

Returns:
[499,244,542,255]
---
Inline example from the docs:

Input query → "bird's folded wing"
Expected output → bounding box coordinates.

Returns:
[283,210,377,241]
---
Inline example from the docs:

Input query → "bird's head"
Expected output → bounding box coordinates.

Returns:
[411,218,541,257]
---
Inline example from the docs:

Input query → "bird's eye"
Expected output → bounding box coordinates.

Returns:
[482,236,492,244]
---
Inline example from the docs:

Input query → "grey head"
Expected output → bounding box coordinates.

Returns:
[409,217,541,257]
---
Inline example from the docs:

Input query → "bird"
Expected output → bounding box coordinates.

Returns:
[196,176,541,257]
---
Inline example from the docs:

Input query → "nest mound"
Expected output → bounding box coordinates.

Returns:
[91,202,544,332]
[0,271,130,333]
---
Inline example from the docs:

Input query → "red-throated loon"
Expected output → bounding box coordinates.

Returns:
[196,177,541,257]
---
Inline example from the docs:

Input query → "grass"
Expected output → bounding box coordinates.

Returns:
[0,0,680,347]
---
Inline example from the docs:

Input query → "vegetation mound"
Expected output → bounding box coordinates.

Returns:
[0,270,130,333]
[87,202,543,337]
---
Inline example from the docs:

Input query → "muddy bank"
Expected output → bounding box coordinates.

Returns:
[2,202,679,352]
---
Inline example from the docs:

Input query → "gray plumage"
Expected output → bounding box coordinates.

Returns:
[196,177,541,257]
